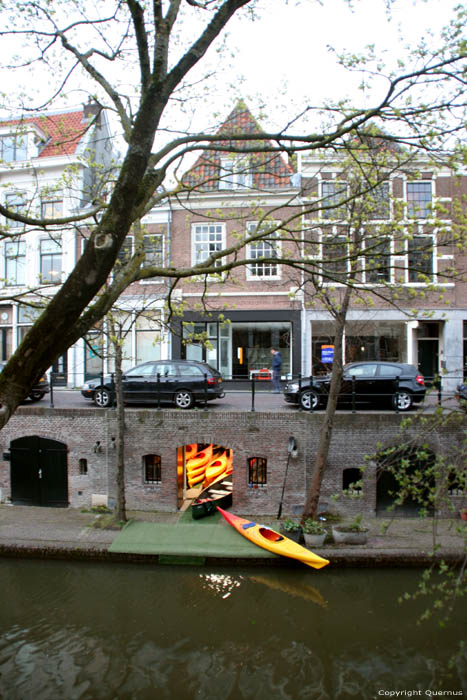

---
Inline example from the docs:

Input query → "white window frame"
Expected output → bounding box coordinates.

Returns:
[0,133,28,162]
[40,191,64,220]
[406,181,433,220]
[364,236,392,284]
[406,232,435,284]
[140,233,164,284]
[219,157,252,190]
[321,230,349,284]
[191,223,225,275]
[39,237,62,285]
[4,192,27,229]
[365,181,391,221]
[246,221,281,280]
[4,239,26,286]
[321,180,348,220]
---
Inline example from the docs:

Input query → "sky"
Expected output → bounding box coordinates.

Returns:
[0,0,463,140]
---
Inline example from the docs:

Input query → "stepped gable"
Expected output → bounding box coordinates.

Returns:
[1,108,92,158]
[182,101,294,191]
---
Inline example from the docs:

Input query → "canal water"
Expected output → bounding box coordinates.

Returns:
[0,560,465,700]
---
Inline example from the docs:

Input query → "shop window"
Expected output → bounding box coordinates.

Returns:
[248,456,267,486]
[79,458,88,475]
[144,454,162,483]
[343,468,363,495]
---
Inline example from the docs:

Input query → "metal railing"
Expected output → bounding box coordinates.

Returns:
[46,369,465,413]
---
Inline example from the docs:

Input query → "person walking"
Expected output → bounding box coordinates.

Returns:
[271,348,282,393]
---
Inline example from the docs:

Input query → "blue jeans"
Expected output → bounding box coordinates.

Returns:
[273,369,281,392]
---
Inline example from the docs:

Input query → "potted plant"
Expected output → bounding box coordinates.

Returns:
[332,513,368,545]
[302,519,327,547]
[280,517,302,543]
[460,508,467,522]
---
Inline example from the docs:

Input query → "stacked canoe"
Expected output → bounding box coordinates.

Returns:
[185,443,233,519]
[185,444,232,489]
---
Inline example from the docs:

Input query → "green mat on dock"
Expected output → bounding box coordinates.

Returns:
[109,517,275,559]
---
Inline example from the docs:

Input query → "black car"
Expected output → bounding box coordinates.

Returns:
[81,359,225,409]
[0,361,50,402]
[284,361,426,412]
[456,383,467,410]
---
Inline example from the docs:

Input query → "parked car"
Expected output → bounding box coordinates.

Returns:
[456,383,467,411]
[284,361,426,412]
[0,361,50,402]
[81,359,225,409]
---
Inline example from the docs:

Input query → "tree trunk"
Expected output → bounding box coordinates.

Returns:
[301,313,346,523]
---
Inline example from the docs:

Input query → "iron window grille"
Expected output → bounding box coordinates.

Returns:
[144,454,162,483]
[248,456,267,486]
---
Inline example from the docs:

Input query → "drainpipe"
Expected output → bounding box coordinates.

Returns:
[407,320,418,365]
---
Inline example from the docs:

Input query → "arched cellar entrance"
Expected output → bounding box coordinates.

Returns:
[177,443,233,516]
[376,444,435,518]
[10,435,68,507]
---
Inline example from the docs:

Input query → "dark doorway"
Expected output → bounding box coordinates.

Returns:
[376,445,435,517]
[10,436,68,507]
[417,323,439,386]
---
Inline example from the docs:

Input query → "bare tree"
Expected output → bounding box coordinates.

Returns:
[0,0,465,432]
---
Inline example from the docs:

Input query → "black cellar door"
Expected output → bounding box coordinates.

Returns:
[10,436,68,507]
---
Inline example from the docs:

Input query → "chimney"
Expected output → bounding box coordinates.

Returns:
[83,98,101,123]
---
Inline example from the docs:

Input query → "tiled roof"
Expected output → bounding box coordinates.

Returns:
[183,101,294,191]
[0,109,88,157]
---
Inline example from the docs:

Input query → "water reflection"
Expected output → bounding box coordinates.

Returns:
[199,572,244,599]
[0,561,465,700]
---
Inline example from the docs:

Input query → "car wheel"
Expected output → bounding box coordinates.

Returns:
[174,390,195,409]
[93,388,113,408]
[300,389,319,410]
[392,391,413,411]
[29,391,44,402]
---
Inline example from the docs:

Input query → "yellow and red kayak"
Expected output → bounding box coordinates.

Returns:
[217,508,329,570]
[204,449,233,486]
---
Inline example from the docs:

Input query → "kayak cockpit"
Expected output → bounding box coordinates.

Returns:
[258,527,284,543]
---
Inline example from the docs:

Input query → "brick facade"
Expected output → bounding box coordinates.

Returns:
[0,407,463,518]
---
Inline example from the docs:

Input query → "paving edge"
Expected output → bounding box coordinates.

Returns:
[0,544,464,568]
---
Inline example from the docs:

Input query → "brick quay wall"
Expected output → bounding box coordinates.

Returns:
[0,407,463,518]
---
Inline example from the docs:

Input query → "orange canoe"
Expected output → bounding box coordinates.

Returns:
[186,445,213,471]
